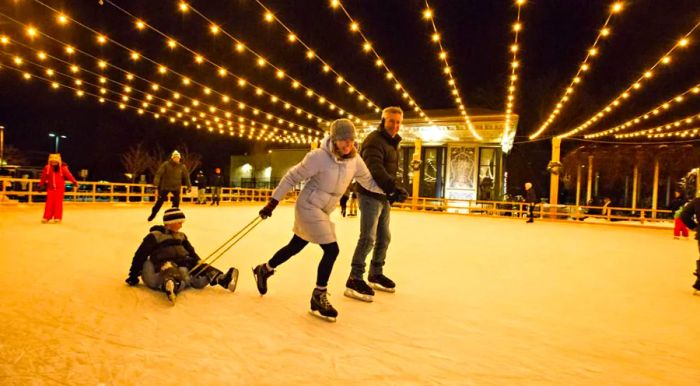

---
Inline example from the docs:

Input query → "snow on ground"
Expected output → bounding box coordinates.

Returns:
[1,202,699,386]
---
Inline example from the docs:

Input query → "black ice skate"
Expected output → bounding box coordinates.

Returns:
[368,274,396,293]
[344,277,374,302]
[164,279,177,304]
[217,267,239,292]
[309,288,338,322]
[253,263,274,295]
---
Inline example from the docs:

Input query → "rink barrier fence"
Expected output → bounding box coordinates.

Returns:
[0,177,279,204]
[0,177,673,224]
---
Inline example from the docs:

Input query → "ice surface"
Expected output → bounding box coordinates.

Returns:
[1,203,699,385]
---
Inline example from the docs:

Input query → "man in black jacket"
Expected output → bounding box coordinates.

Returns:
[345,106,408,302]
[680,197,700,291]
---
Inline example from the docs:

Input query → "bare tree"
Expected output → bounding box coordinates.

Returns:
[146,145,166,182]
[1,146,28,166]
[177,144,202,176]
[120,143,151,183]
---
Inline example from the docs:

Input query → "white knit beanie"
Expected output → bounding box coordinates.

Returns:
[163,208,186,224]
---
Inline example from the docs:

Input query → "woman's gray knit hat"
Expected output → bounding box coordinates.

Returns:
[329,119,356,141]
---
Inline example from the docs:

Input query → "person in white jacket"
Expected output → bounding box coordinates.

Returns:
[253,119,385,322]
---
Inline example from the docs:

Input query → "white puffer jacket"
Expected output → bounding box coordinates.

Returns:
[272,137,384,244]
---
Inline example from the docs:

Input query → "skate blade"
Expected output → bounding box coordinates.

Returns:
[309,310,336,323]
[228,268,240,292]
[368,282,395,293]
[344,288,373,302]
[165,281,177,305]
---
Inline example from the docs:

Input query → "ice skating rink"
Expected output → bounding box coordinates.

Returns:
[1,203,699,386]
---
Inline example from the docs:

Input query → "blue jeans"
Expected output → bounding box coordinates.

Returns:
[350,194,391,279]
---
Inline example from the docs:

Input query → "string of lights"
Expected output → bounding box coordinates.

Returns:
[0,53,305,143]
[529,1,624,140]
[128,0,367,124]
[28,0,327,134]
[0,32,318,143]
[614,112,700,139]
[645,127,700,139]
[558,19,700,139]
[585,83,700,138]
[330,0,433,124]
[501,0,526,145]
[251,0,381,116]
[1,13,322,138]
[422,0,480,140]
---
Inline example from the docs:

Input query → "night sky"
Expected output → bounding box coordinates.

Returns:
[1,0,699,185]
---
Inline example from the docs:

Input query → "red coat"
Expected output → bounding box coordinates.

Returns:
[39,163,78,192]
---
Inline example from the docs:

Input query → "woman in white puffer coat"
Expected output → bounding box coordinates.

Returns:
[253,119,384,322]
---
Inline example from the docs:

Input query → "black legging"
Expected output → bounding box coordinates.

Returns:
[151,189,181,216]
[269,234,339,287]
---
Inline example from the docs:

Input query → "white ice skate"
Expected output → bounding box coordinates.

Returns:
[343,288,374,302]
[164,279,177,305]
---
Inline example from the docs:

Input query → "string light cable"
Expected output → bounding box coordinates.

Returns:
[251,0,381,115]
[501,0,526,144]
[529,1,625,140]
[102,0,366,125]
[557,18,700,139]
[614,112,700,138]
[330,0,433,124]
[585,82,700,138]
[0,34,315,142]
[422,0,480,139]
[27,0,325,135]
[0,53,300,142]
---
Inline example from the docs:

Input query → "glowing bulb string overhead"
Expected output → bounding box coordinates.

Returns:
[422,0,480,140]
[28,0,326,135]
[585,82,700,138]
[252,0,381,115]
[330,0,433,124]
[501,0,526,145]
[1,44,308,142]
[118,0,368,125]
[0,23,321,141]
[646,127,700,139]
[529,1,625,140]
[614,112,700,139]
[558,18,700,139]
[0,53,304,142]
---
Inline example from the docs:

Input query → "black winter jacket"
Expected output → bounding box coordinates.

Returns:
[669,197,685,213]
[680,197,700,231]
[210,173,224,188]
[195,172,207,189]
[526,187,537,204]
[357,127,402,200]
[154,160,191,192]
[128,225,201,278]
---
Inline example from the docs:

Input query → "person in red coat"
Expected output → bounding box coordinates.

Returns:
[39,153,78,223]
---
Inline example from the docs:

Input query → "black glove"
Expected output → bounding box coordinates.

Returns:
[259,198,279,219]
[388,186,409,204]
[125,275,139,286]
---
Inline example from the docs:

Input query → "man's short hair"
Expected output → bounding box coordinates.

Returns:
[381,106,403,119]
